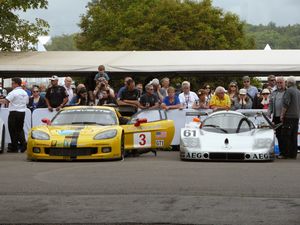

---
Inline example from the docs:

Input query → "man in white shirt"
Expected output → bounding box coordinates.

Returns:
[178,81,199,109]
[0,77,29,153]
[63,76,74,105]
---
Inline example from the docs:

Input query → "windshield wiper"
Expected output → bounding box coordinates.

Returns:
[202,124,228,133]
[71,122,106,125]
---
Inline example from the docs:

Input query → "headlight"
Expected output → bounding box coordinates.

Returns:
[31,130,50,140]
[94,129,117,140]
[181,138,200,148]
[253,138,273,149]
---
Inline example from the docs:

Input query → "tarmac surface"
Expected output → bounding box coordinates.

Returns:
[0,151,299,225]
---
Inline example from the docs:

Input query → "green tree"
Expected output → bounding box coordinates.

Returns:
[245,23,300,49]
[45,34,78,51]
[76,0,254,50]
[0,0,49,51]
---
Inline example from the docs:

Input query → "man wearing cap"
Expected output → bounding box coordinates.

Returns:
[242,76,258,100]
[280,76,300,159]
[45,75,68,112]
[63,76,74,105]
[0,78,28,152]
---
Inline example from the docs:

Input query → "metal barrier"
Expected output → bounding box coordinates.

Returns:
[0,107,299,150]
[0,108,31,145]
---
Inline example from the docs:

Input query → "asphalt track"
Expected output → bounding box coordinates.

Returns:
[0,151,299,225]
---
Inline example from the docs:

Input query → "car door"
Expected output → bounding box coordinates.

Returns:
[121,109,175,151]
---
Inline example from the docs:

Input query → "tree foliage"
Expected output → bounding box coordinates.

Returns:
[0,0,49,51]
[45,34,78,51]
[76,0,254,50]
[245,22,300,49]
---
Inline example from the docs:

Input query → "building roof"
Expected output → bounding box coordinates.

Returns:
[1,50,300,77]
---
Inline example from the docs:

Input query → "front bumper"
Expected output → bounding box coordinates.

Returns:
[180,147,275,161]
[27,139,122,161]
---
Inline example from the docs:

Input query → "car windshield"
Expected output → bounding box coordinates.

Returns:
[128,109,166,124]
[202,113,254,134]
[52,108,118,126]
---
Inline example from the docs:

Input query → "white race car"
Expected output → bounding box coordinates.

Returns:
[180,110,275,161]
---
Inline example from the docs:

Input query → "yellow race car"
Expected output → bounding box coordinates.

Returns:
[27,106,175,161]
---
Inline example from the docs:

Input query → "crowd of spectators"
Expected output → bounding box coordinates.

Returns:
[1,66,299,158]
[0,69,297,114]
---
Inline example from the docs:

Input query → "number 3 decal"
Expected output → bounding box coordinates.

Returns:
[139,133,146,146]
[134,132,151,148]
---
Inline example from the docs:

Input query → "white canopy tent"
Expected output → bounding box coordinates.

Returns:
[0,50,300,77]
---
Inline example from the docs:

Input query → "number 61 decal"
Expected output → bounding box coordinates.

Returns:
[183,129,198,137]
[134,132,151,148]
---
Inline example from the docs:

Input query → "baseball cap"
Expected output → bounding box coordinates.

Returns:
[262,89,270,94]
[239,88,247,95]
[49,75,59,81]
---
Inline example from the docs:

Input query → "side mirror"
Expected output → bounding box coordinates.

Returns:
[41,118,51,125]
[134,118,148,127]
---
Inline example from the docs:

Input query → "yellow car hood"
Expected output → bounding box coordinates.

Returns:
[33,125,119,137]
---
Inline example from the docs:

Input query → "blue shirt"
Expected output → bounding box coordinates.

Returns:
[94,72,110,81]
[117,86,126,98]
[246,86,258,99]
[163,96,180,106]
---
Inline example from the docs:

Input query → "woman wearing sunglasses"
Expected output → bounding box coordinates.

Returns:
[27,86,47,111]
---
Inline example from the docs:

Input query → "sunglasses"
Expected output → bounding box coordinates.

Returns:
[230,85,236,87]
[262,93,269,95]
[269,79,276,82]
[33,90,39,93]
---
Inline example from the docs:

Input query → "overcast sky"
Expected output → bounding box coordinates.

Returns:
[19,0,300,37]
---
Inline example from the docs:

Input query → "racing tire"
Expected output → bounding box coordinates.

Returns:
[119,134,125,161]
[171,145,180,151]
[0,125,5,154]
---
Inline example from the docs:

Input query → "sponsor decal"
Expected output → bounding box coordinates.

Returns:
[156,131,166,138]
[51,140,57,146]
[133,132,151,148]
[183,129,198,137]
[252,153,270,160]
[57,130,76,136]
[186,152,202,159]
[64,138,71,147]
[156,140,164,147]
[68,127,84,148]
[126,125,161,131]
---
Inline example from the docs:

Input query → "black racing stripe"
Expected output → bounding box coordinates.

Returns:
[70,127,84,148]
